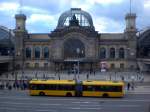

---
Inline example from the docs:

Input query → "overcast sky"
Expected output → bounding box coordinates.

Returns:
[0,0,149,33]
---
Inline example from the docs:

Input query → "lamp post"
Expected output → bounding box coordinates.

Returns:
[76,48,80,81]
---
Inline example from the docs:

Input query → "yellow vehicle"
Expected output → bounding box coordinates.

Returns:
[29,80,125,97]
[29,80,76,96]
[82,80,125,97]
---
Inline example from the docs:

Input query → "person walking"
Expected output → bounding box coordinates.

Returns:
[131,81,134,90]
[86,73,89,80]
[127,82,130,90]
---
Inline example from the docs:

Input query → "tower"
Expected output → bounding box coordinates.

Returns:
[14,13,27,69]
[124,0,137,70]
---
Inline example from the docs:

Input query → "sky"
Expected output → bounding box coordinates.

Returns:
[0,0,150,33]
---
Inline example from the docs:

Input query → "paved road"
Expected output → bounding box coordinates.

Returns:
[0,90,150,112]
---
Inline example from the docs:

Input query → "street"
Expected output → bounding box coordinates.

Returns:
[0,90,150,112]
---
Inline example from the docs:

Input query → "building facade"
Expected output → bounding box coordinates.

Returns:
[13,8,138,72]
[0,8,149,72]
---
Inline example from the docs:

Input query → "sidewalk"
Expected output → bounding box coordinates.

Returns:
[0,70,150,82]
[0,70,150,94]
[126,85,150,94]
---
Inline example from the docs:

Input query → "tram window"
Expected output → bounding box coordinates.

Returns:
[83,85,94,91]
[30,84,37,90]
[49,85,57,90]
[58,85,74,90]
[99,86,122,92]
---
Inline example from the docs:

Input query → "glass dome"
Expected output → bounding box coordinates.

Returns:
[57,8,94,29]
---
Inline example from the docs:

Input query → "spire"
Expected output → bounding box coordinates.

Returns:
[19,0,23,14]
[130,0,132,14]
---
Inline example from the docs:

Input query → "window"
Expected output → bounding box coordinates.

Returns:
[83,85,94,91]
[110,63,115,69]
[44,63,48,68]
[100,48,106,59]
[100,86,122,92]
[34,47,40,59]
[120,63,124,69]
[64,14,90,27]
[43,47,49,59]
[110,48,115,59]
[35,63,39,68]
[64,39,85,58]
[25,47,31,58]
[30,84,75,90]
[26,63,30,68]
[82,85,122,92]
[119,48,125,59]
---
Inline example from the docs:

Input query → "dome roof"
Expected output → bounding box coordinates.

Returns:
[57,8,94,29]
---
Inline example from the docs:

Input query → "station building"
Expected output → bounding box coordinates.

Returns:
[0,8,150,72]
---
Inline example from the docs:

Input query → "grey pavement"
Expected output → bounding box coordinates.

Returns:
[1,70,149,82]
[0,89,150,112]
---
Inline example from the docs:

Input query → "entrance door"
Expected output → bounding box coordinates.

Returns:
[64,62,77,74]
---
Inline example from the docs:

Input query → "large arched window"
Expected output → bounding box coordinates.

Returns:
[25,47,31,58]
[110,48,115,59]
[34,47,40,59]
[43,47,49,59]
[64,38,85,59]
[100,48,106,59]
[119,48,125,59]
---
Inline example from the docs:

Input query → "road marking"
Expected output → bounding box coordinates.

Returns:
[72,101,91,104]
[0,101,62,106]
[69,107,101,110]
[0,107,32,111]
[0,96,150,102]
[36,109,56,112]
[102,104,141,107]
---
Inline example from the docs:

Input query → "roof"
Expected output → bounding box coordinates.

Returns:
[26,33,51,42]
[29,33,50,39]
[82,80,124,86]
[57,8,94,29]
[0,26,14,47]
[100,33,125,40]
[29,80,75,85]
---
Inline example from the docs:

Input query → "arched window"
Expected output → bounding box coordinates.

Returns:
[119,48,125,59]
[43,47,49,59]
[110,48,115,59]
[100,48,106,59]
[34,47,40,59]
[25,47,31,58]
[64,39,85,58]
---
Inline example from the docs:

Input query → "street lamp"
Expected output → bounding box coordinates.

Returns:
[76,48,80,81]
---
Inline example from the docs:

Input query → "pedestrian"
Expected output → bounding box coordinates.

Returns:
[13,82,16,89]
[127,82,130,90]
[93,70,95,76]
[16,81,19,90]
[58,74,60,80]
[8,84,12,90]
[131,82,134,90]
[109,75,112,80]
[86,73,89,80]
[121,76,124,81]
[6,81,9,89]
